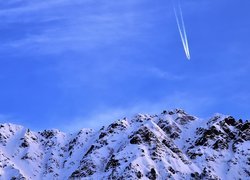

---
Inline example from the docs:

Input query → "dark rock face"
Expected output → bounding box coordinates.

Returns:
[157,119,181,139]
[130,126,158,145]
[146,168,157,180]
[20,139,29,148]
[39,130,58,139]
[0,110,249,179]
[70,159,96,178]
[105,155,120,171]
[84,145,95,157]
[130,135,142,144]
[99,132,107,139]
[212,139,228,150]
[225,116,237,126]
[193,117,250,151]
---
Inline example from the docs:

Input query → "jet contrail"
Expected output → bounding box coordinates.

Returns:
[178,1,190,59]
[172,0,190,60]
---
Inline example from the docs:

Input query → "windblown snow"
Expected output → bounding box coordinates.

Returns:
[0,109,249,179]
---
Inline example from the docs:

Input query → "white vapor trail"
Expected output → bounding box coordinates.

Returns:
[172,0,190,60]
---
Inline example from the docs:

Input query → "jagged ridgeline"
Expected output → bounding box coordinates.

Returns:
[0,109,249,179]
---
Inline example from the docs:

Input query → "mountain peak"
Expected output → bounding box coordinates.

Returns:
[0,110,249,179]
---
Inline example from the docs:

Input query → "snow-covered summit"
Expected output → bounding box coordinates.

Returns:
[0,109,249,179]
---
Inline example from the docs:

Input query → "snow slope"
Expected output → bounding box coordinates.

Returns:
[0,109,249,179]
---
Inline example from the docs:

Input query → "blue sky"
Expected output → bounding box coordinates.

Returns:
[0,0,250,131]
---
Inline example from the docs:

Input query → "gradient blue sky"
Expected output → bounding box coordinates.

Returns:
[0,0,250,131]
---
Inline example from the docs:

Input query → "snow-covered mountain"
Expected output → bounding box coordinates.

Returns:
[0,109,249,179]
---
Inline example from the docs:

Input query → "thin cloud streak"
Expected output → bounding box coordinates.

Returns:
[60,92,216,132]
[0,1,158,54]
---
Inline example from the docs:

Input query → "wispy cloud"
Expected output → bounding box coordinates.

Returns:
[0,0,73,16]
[0,114,11,122]
[0,114,25,127]
[0,0,159,54]
[59,92,215,132]
[146,67,185,80]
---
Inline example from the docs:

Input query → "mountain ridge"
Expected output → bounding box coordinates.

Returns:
[0,109,249,179]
